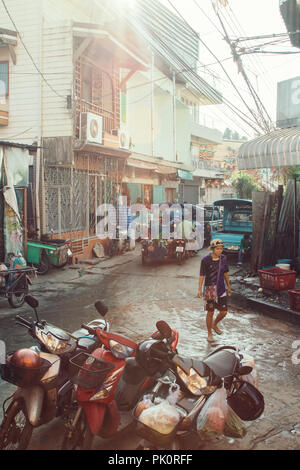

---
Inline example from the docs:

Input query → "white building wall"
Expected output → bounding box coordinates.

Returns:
[0,0,109,142]
[126,67,193,168]
[0,0,41,143]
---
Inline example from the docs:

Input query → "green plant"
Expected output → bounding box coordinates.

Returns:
[231,171,261,199]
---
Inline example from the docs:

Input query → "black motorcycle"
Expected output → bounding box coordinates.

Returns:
[0,296,108,450]
[133,321,265,450]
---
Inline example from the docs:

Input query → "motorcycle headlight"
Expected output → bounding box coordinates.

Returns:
[177,367,208,396]
[42,332,75,355]
[109,340,134,359]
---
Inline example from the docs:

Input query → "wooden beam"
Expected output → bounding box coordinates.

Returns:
[8,45,16,65]
[74,37,93,63]
[120,70,136,92]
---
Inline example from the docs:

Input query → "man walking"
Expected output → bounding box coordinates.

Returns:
[198,239,232,343]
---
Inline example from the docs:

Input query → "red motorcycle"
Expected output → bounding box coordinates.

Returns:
[61,303,178,450]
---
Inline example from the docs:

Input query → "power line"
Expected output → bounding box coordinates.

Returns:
[212,5,273,132]
[148,24,262,134]
[165,0,264,133]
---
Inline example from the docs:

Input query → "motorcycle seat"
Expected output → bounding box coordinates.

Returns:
[191,360,210,378]
[72,327,98,353]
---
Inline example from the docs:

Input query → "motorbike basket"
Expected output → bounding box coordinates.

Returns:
[0,356,51,388]
[133,393,187,447]
[227,380,265,421]
[69,352,114,389]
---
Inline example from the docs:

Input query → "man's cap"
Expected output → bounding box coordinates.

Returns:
[209,239,224,250]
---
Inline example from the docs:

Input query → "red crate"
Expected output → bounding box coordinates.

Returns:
[288,289,300,312]
[258,268,296,291]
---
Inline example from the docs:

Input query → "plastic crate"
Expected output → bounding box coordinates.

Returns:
[258,268,296,291]
[288,289,300,312]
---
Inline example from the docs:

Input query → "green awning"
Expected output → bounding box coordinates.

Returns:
[177,169,193,180]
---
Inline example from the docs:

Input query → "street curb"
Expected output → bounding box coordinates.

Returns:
[230,290,300,325]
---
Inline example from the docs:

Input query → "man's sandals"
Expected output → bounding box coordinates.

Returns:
[212,324,223,335]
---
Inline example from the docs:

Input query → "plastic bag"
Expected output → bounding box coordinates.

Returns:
[241,367,258,388]
[240,354,258,388]
[135,395,154,418]
[139,400,182,435]
[223,406,247,439]
[0,264,8,287]
[196,386,228,439]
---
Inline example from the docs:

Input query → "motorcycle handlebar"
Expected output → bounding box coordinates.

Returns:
[81,324,96,336]
[15,315,32,328]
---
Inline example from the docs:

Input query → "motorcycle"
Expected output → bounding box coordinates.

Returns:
[0,296,108,450]
[141,238,188,266]
[61,310,179,450]
[134,321,265,450]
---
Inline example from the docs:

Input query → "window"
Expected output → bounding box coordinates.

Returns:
[0,62,9,103]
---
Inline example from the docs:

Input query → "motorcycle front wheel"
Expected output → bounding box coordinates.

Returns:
[8,277,28,308]
[0,399,33,450]
[61,408,93,450]
[35,253,50,275]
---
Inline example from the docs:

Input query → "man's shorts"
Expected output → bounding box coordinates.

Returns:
[205,296,227,312]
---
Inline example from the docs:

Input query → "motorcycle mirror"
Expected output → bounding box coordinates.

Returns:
[24,295,39,309]
[94,301,108,317]
[238,365,253,376]
[156,320,172,340]
[24,295,40,323]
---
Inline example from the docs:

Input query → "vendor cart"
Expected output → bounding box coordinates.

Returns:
[27,239,69,275]
[0,266,35,308]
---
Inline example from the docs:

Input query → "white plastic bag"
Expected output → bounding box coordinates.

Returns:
[138,383,183,435]
[197,386,228,439]
[135,394,154,418]
[240,354,258,388]
[139,400,182,435]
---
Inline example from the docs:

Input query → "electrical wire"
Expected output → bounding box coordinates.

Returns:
[165,0,264,133]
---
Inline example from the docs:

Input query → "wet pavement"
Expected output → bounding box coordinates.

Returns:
[0,245,300,450]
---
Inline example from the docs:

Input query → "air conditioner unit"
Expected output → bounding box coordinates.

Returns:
[81,112,103,144]
[111,128,131,150]
[119,129,130,150]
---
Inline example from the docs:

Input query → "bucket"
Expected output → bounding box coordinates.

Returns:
[276,264,290,270]
[277,259,292,266]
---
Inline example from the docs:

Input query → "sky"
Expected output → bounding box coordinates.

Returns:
[158,0,300,139]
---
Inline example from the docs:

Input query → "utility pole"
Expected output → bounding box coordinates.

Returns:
[213,7,273,134]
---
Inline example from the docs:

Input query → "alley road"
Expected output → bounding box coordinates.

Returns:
[0,245,300,450]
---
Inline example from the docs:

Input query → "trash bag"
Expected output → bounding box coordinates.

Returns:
[197,386,228,439]
[223,405,247,439]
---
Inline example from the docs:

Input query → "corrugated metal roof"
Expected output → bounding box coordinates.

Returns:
[129,1,222,104]
[237,126,300,169]
[135,0,199,68]
[98,0,222,105]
